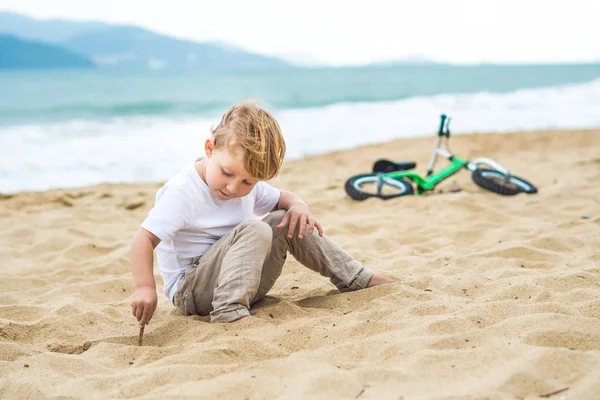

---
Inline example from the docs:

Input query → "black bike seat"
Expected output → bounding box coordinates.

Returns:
[372,159,417,173]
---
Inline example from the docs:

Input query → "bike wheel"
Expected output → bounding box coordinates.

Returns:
[471,168,537,195]
[345,173,414,201]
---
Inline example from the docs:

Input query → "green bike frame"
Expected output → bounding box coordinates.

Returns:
[360,114,518,198]
[383,155,469,194]
[378,115,471,194]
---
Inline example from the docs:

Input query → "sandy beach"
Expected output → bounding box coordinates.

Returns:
[0,128,599,399]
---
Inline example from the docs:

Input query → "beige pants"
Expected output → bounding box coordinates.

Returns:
[173,210,373,322]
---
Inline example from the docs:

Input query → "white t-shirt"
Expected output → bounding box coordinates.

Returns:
[141,159,281,301]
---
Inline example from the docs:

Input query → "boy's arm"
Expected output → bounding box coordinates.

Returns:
[274,189,306,211]
[274,190,324,239]
[130,228,161,328]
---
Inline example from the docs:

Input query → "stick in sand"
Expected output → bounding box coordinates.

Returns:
[138,326,144,346]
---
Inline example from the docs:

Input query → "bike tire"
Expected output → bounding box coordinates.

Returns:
[345,173,415,201]
[471,168,537,195]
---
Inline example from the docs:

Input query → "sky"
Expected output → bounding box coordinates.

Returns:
[1,0,599,66]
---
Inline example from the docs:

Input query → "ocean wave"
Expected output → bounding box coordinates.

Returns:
[2,65,600,125]
[1,79,599,193]
[2,100,231,122]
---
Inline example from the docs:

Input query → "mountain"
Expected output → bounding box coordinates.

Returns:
[0,11,110,43]
[61,26,288,70]
[0,12,289,70]
[0,34,93,69]
[370,55,443,67]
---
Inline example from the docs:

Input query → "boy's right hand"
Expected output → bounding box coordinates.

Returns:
[131,287,157,328]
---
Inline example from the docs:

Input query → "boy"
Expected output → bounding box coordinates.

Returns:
[130,103,394,326]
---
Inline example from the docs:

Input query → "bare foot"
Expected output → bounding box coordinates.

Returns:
[367,273,396,288]
[234,316,255,324]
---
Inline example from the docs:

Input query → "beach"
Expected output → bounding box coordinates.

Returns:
[0,128,599,399]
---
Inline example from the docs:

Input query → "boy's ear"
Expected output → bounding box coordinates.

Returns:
[204,138,215,157]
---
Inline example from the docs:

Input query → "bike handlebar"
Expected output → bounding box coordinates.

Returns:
[437,114,451,137]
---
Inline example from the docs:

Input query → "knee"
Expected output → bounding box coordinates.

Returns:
[262,210,286,229]
[241,220,273,244]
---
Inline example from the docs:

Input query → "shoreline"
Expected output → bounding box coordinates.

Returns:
[1,126,598,196]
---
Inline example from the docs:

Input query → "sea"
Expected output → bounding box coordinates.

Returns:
[1,64,600,193]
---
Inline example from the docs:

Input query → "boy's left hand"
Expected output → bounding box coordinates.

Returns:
[277,203,324,239]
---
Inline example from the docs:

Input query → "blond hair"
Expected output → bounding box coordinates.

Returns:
[211,102,286,180]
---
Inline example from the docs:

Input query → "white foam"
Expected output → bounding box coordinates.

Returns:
[279,77,600,159]
[1,79,599,193]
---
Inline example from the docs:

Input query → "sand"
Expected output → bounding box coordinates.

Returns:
[0,129,599,399]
